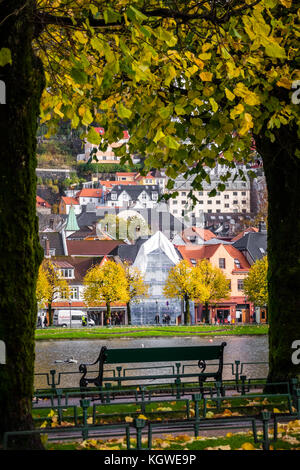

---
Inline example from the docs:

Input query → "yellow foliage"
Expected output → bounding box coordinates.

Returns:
[241,442,255,450]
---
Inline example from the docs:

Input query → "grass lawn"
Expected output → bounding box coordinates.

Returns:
[35,324,268,340]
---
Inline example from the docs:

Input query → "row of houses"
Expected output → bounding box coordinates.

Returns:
[38,202,268,325]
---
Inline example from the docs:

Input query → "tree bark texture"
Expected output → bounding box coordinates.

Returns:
[256,123,300,384]
[0,0,45,448]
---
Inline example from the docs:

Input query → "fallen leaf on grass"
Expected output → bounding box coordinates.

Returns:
[241,442,255,450]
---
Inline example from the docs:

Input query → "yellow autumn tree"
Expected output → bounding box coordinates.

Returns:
[243,256,268,310]
[38,259,71,326]
[123,261,149,325]
[83,260,129,324]
[36,264,51,309]
[163,259,208,325]
[194,260,231,324]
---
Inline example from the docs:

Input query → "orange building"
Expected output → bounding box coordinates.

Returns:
[176,243,254,324]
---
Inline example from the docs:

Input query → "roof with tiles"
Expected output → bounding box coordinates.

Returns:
[66,239,124,256]
[176,243,250,271]
[61,196,80,205]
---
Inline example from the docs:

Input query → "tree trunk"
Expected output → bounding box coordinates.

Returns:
[255,124,300,385]
[204,302,210,324]
[127,302,131,325]
[105,303,111,325]
[0,1,45,448]
[184,294,191,325]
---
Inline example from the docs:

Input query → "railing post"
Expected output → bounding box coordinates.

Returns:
[80,398,90,441]
[140,386,146,414]
[105,383,111,403]
[192,394,201,437]
[215,382,221,410]
[234,360,241,386]
[56,388,63,424]
[175,362,182,397]
[116,366,122,387]
[49,369,57,391]
[261,411,271,450]
[294,389,300,418]
[134,418,146,450]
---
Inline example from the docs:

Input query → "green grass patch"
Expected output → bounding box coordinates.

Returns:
[35,324,268,341]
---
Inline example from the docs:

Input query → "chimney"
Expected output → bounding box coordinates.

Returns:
[43,236,51,258]
[258,221,267,233]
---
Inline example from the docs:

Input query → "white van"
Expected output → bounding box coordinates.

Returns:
[53,310,95,328]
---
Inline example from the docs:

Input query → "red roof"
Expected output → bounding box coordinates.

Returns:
[231,227,259,242]
[176,243,250,271]
[76,188,103,198]
[36,195,51,208]
[176,245,219,263]
[66,240,123,256]
[61,196,79,205]
[94,127,129,140]
[182,227,216,243]
[223,245,250,270]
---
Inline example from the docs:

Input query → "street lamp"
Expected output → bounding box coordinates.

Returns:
[69,300,72,329]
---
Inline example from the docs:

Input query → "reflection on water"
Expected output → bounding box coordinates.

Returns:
[34,336,269,389]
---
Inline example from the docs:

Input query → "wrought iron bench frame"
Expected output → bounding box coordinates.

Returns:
[79,343,227,398]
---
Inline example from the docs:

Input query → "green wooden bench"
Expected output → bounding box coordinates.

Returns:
[79,343,227,398]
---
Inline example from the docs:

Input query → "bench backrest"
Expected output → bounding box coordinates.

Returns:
[103,344,226,365]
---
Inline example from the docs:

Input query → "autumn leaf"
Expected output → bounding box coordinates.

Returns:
[200,71,213,82]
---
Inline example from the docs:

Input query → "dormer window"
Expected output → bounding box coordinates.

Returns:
[234,258,241,268]
[60,268,74,279]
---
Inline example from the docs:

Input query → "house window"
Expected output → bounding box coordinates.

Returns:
[216,200,221,204]
[225,204,229,208]
[60,288,68,299]
[238,279,244,290]
[208,200,212,204]
[190,258,196,266]
[208,209,212,213]
[199,200,203,204]
[173,200,178,205]
[141,193,147,200]
[152,192,158,200]
[219,258,226,269]
[224,195,229,199]
[233,200,238,204]
[111,193,117,200]
[70,287,79,300]
[242,200,246,204]
[234,258,241,268]
[233,192,237,195]
[60,268,74,278]
[242,192,246,195]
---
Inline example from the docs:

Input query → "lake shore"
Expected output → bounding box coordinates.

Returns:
[35,324,268,341]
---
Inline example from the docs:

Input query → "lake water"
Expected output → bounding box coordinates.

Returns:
[34,335,269,389]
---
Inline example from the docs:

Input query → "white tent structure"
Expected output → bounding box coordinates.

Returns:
[132,231,181,275]
[130,231,194,325]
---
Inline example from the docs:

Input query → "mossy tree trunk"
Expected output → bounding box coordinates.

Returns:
[256,123,300,384]
[0,0,45,447]
[127,302,131,325]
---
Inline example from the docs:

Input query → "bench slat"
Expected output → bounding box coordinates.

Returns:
[104,345,225,364]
